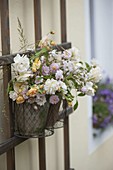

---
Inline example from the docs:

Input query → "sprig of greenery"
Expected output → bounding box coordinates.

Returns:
[17,17,28,52]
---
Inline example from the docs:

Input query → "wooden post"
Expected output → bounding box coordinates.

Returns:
[1,0,15,170]
[34,1,46,170]
[34,0,42,42]
[60,0,71,170]
[60,0,67,43]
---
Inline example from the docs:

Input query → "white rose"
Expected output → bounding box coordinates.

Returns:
[44,78,59,94]
[13,54,30,73]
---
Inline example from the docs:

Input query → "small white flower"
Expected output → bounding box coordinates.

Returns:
[9,91,18,101]
[62,60,69,72]
[82,82,95,96]
[50,50,62,61]
[67,61,74,72]
[58,80,67,94]
[40,55,46,63]
[91,58,98,67]
[55,70,63,80]
[69,47,80,61]
[88,66,102,83]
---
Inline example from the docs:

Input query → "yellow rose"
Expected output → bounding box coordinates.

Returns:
[32,58,41,72]
[16,95,25,104]
[32,64,37,72]
[27,87,38,97]
[39,85,44,89]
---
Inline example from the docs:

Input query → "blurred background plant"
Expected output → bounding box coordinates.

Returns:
[93,77,113,130]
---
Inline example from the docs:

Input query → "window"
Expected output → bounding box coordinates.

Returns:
[85,0,113,153]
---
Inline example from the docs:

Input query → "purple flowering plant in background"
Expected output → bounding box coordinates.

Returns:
[93,77,113,130]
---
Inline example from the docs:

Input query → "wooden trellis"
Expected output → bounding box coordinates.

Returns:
[0,0,74,170]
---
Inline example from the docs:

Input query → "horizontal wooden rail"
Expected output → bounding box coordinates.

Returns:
[0,137,26,155]
[0,42,71,66]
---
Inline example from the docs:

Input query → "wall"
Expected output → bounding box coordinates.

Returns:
[1,0,113,170]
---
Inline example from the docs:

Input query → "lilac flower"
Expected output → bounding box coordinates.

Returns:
[50,63,59,73]
[42,65,50,75]
[49,95,60,104]
[22,91,29,99]
[55,70,63,80]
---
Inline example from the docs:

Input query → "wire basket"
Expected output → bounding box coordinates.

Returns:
[46,100,63,129]
[14,102,54,138]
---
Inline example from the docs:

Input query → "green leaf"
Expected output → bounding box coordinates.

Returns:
[78,93,85,97]
[74,100,78,110]
[85,62,91,71]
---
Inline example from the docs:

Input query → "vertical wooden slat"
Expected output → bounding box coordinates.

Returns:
[63,101,70,170]
[34,1,46,170]
[38,138,46,170]
[60,0,71,170]
[89,0,95,59]
[60,0,67,43]
[1,0,15,170]
[34,0,42,42]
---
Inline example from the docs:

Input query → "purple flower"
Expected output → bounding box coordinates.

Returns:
[93,96,98,102]
[42,65,50,75]
[50,95,60,104]
[106,77,111,84]
[55,70,63,80]
[104,116,111,124]
[21,90,29,99]
[99,89,111,95]
[50,63,59,73]
[108,104,113,114]
[100,116,111,128]
[92,115,98,124]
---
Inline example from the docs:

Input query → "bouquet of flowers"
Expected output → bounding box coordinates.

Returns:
[93,77,113,130]
[7,31,102,137]
[8,31,101,136]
